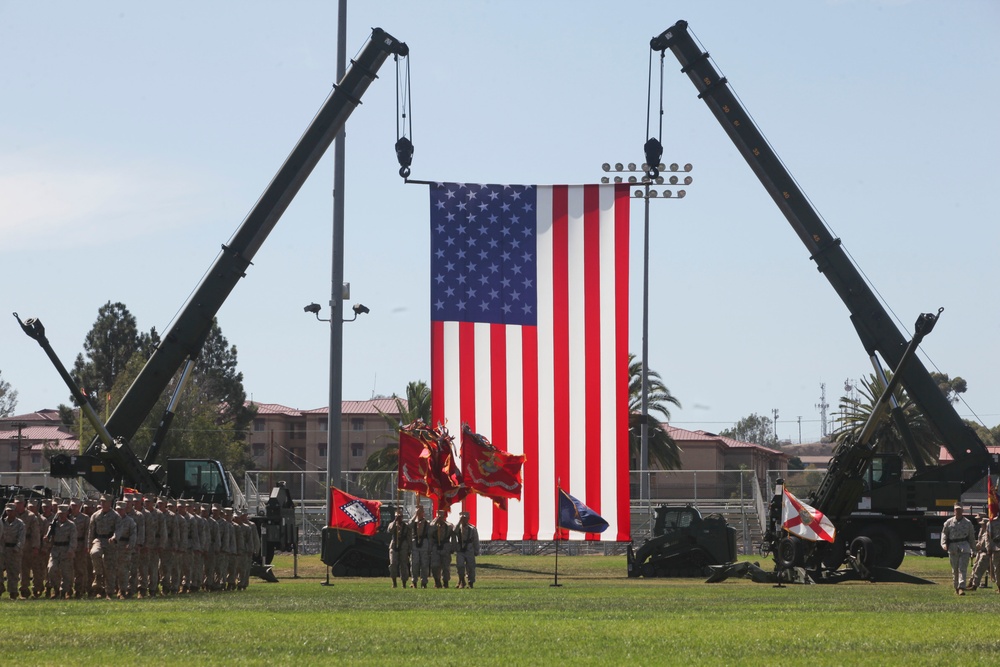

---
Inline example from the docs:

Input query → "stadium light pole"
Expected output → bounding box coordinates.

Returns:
[599,161,693,505]
[328,0,348,527]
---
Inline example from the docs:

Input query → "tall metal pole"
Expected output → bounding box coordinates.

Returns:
[640,185,650,502]
[327,0,348,524]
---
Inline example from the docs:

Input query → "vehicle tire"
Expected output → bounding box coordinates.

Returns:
[849,535,875,570]
[858,525,904,569]
[776,536,802,569]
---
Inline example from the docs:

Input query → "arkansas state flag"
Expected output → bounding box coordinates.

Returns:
[330,487,381,536]
[782,488,836,543]
[462,424,526,509]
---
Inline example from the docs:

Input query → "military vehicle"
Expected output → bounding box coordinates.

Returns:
[628,505,737,577]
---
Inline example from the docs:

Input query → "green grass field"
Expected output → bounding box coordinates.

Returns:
[2,554,998,666]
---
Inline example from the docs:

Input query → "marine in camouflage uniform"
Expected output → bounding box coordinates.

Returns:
[429,508,453,588]
[452,511,480,589]
[111,501,137,598]
[941,503,976,595]
[34,501,55,598]
[986,516,1000,594]
[15,498,40,599]
[68,499,90,598]
[88,495,121,599]
[386,508,411,588]
[125,494,146,596]
[409,505,431,588]
[203,505,222,591]
[160,500,180,594]
[46,504,77,599]
[221,507,238,590]
[1,503,25,599]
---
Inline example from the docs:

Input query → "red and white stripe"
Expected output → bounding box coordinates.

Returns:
[431,184,630,541]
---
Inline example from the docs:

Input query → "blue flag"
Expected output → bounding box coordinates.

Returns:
[557,488,609,534]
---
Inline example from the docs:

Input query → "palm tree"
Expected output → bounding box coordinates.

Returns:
[832,372,939,467]
[359,380,431,497]
[628,353,682,470]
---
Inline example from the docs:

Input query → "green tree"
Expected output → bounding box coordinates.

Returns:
[0,370,17,417]
[359,380,429,497]
[831,372,939,467]
[720,413,778,448]
[930,372,967,405]
[71,301,158,415]
[122,319,255,477]
[628,354,682,470]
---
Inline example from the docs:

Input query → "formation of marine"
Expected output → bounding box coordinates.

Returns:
[0,493,260,600]
[386,505,480,589]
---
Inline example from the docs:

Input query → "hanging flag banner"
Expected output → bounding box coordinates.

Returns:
[429,182,631,541]
[781,487,836,543]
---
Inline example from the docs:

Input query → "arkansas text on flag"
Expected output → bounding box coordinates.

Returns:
[781,488,836,543]
[461,424,526,510]
[429,182,630,541]
[330,487,381,536]
[557,487,609,534]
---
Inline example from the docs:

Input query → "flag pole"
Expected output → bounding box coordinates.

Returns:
[551,480,562,587]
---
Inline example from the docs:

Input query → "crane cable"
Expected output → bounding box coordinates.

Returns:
[395,50,414,179]
[643,44,665,179]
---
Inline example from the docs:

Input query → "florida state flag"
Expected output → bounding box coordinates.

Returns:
[781,488,836,543]
[461,424,525,510]
[330,487,381,536]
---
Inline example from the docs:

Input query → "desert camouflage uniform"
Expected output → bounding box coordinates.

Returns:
[942,512,976,593]
[112,502,137,597]
[17,503,40,598]
[409,511,431,588]
[46,508,77,598]
[34,503,55,597]
[986,517,1000,594]
[220,509,237,590]
[1,507,25,599]
[69,502,90,598]
[453,515,480,588]
[88,500,121,598]
[387,513,411,587]
[429,511,453,588]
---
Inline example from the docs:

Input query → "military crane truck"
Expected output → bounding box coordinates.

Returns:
[650,21,992,578]
[14,28,408,530]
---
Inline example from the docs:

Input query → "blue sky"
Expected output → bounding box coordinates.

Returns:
[2,1,997,444]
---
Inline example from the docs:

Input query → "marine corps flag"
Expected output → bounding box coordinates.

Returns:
[396,421,467,511]
[781,488,836,543]
[397,427,435,498]
[988,476,999,521]
[330,487,381,536]
[461,424,526,510]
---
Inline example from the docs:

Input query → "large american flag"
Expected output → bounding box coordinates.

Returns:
[429,182,631,541]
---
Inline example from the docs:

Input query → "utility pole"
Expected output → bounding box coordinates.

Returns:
[815,383,829,439]
[771,408,779,441]
[7,421,28,485]
[797,416,802,444]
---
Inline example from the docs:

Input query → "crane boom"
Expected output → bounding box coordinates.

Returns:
[18,28,408,499]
